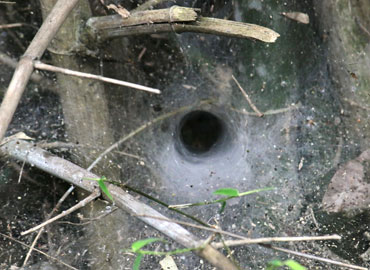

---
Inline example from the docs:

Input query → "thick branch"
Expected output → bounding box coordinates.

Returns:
[84,7,279,43]
[0,0,80,142]
[1,138,238,270]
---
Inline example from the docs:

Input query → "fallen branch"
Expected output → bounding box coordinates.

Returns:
[0,0,80,142]
[84,6,280,43]
[34,60,161,94]
[1,137,237,270]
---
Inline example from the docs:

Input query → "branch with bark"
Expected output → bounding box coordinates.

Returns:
[84,6,280,43]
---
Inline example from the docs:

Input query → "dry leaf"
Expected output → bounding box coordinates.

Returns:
[281,12,309,24]
[107,4,130,19]
[159,255,178,270]
[322,149,370,214]
[1,132,33,146]
[298,157,304,171]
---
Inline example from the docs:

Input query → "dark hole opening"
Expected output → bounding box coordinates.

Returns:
[179,111,224,154]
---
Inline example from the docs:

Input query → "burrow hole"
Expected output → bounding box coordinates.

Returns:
[179,110,224,154]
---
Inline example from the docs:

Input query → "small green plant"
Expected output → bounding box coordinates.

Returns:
[170,187,274,213]
[266,259,306,270]
[84,176,114,202]
[126,238,201,270]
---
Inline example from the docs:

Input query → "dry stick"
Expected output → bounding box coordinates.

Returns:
[232,75,264,117]
[17,160,25,183]
[211,235,341,248]
[21,189,100,236]
[0,232,78,270]
[0,23,23,29]
[2,139,237,270]
[34,60,161,94]
[139,214,250,240]
[264,244,368,270]
[138,214,341,245]
[231,102,300,116]
[23,185,75,266]
[0,0,80,143]
[86,13,280,43]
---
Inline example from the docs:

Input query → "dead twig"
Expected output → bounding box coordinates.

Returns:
[85,8,280,43]
[0,23,23,29]
[0,232,78,270]
[33,60,161,94]
[138,214,341,246]
[211,235,341,248]
[0,0,80,142]
[23,185,75,266]
[263,244,367,270]
[17,160,25,183]
[232,75,264,117]
[21,189,100,236]
[231,102,300,116]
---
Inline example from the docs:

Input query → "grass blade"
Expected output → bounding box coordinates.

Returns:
[97,177,114,202]
[132,238,163,252]
[133,253,143,270]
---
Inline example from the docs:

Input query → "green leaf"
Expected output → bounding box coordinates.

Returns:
[97,177,114,202]
[132,253,143,270]
[213,188,239,197]
[131,238,163,252]
[284,259,306,270]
